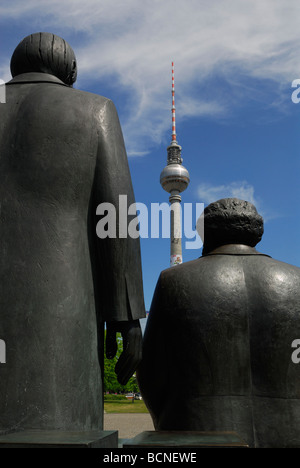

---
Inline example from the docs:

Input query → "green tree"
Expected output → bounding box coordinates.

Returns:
[104,331,139,394]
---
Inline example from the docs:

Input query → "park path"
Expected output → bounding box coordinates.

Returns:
[104,413,154,439]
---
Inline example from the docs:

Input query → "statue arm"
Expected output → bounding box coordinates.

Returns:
[93,98,145,322]
[93,99,145,384]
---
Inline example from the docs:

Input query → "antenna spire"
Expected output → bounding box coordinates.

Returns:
[171,61,177,143]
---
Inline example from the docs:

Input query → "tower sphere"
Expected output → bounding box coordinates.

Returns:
[160,163,190,193]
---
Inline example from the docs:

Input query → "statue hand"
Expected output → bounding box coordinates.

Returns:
[106,320,142,385]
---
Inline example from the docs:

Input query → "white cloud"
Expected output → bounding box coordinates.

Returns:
[197,181,257,205]
[1,0,299,153]
[197,181,279,223]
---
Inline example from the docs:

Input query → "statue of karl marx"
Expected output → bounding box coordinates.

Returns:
[0,32,145,433]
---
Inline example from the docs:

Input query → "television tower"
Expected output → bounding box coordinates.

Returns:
[160,62,190,267]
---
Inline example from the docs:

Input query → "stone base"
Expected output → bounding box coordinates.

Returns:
[0,430,118,448]
[123,431,249,448]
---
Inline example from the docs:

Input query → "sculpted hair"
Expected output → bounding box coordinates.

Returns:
[10,32,77,86]
[202,198,264,255]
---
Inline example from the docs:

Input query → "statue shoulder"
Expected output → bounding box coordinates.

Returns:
[263,257,300,284]
[245,256,300,306]
[60,89,121,129]
[69,87,111,108]
[249,255,300,280]
[158,257,205,291]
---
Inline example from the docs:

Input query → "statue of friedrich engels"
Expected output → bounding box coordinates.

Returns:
[0,32,145,433]
[138,198,300,448]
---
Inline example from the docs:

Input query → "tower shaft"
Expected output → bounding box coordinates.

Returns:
[170,191,183,266]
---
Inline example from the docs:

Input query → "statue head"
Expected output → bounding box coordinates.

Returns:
[10,32,77,86]
[201,198,264,255]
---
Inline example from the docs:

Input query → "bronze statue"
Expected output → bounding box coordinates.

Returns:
[138,198,300,448]
[0,33,145,433]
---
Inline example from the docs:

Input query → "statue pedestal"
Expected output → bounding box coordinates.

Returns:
[123,431,249,448]
[0,430,118,448]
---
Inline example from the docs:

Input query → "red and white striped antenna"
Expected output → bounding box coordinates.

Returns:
[171,61,177,143]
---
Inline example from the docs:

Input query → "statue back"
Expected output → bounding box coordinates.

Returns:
[138,252,300,447]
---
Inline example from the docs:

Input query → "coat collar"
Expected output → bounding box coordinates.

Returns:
[202,244,271,257]
[6,72,71,87]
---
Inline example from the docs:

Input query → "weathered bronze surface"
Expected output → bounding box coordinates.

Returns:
[138,198,300,448]
[0,430,118,448]
[0,33,145,433]
[123,430,249,448]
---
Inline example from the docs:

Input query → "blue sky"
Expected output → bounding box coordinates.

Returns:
[0,0,299,316]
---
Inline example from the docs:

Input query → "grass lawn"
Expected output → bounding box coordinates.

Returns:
[104,399,149,414]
